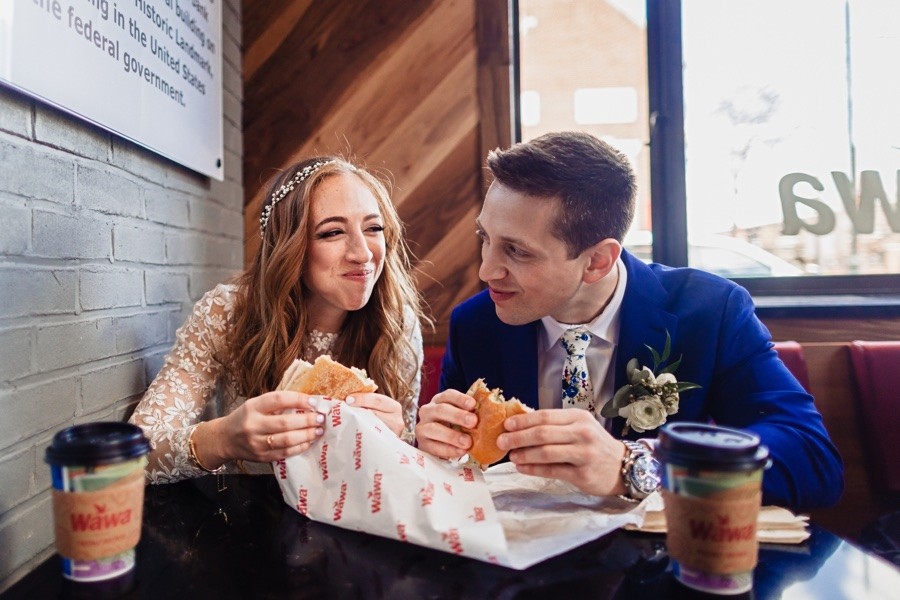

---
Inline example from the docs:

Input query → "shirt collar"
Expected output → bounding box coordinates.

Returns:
[540,257,628,351]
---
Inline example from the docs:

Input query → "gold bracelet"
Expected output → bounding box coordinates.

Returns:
[188,423,226,474]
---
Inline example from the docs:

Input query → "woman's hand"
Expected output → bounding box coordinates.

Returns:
[414,389,477,460]
[496,408,627,496]
[195,391,327,468]
[345,393,405,437]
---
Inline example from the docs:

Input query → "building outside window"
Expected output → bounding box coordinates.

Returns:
[517,0,900,291]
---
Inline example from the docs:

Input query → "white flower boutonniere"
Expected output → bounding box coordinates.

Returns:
[599,331,701,435]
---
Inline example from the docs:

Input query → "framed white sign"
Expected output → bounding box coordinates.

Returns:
[0,0,224,180]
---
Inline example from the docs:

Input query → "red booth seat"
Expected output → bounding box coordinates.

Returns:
[419,346,445,408]
[848,341,900,494]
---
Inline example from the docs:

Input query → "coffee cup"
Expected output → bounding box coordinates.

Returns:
[655,422,771,596]
[45,422,150,593]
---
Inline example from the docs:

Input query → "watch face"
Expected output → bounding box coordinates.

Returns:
[632,453,662,494]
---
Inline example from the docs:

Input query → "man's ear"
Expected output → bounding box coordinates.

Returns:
[583,239,621,284]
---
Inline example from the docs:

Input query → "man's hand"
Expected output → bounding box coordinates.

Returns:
[415,389,477,459]
[497,408,627,496]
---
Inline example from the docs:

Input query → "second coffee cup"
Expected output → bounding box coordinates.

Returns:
[655,422,771,596]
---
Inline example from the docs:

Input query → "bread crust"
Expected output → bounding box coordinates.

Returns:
[462,378,530,468]
[278,355,377,398]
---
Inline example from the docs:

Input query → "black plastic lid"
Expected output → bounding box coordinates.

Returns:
[655,422,770,472]
[45,422,151,466]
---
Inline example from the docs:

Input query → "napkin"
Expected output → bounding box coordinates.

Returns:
[626,499,810,544]
[274,398,653,569]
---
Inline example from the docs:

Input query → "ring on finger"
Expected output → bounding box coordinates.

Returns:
[266,434,274,450]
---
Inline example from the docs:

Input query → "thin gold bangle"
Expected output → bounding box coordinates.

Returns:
[188,423,226,474]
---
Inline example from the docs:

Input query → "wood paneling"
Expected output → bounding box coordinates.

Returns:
[763,316,900,344]
[242,1,511,341]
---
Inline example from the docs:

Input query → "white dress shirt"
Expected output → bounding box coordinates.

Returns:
[537,259,628,427]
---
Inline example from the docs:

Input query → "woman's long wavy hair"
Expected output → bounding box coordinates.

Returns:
[228,156,428,401]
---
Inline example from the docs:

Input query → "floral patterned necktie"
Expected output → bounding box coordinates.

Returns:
[561,327,594,412]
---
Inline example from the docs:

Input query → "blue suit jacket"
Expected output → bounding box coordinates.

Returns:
[439,251,843,511]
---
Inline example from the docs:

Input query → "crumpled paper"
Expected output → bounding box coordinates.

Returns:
[628,501,810,544]
[274,398,652,569]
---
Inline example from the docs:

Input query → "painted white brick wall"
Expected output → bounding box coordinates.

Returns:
[0,1,243,590]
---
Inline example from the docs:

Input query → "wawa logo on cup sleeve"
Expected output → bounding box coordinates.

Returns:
[51,472,145,561]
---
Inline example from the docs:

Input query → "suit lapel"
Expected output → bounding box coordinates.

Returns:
[610,253,679,438]
[499,321,540,410]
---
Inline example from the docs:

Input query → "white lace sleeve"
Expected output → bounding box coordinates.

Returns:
[398,305,424,445]
[128,285,235,483]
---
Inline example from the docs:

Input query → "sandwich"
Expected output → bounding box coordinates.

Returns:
[460,378,531,468]
[277,355,378,397]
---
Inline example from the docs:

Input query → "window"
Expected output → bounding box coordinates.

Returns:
[520,90,541,127]
[517,0,900,296]
[573,87,638,125]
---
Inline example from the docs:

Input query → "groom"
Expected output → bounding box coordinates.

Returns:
[415,131,842,511]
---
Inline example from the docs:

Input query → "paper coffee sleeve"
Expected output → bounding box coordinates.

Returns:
[662,488,762,574]
[51,470,145,561]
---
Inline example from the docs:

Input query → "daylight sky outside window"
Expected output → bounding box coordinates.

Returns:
[683,0,900,276]
[519,0,899,279]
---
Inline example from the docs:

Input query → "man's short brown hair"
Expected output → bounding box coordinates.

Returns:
[486,131,636,258]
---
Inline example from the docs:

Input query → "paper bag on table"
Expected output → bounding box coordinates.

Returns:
[274,398,651,569]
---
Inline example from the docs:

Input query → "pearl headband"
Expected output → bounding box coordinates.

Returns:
[259,160,336,238]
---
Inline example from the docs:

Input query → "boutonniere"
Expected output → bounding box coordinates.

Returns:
[599,331,701,435]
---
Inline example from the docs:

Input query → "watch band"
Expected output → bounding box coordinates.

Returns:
[620,440,657,499]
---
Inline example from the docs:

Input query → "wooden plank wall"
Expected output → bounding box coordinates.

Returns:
[242,0,513,343]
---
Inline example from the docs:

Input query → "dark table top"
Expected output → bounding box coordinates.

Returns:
[3,474,898,599]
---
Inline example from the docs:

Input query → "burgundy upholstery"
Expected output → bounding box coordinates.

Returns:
[772,340,812,393]
[848,341,900,494]
[419,346,445,408]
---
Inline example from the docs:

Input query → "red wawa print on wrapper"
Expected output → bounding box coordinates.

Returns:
[318,442,329,481]
[442,528,465,555]
[297,486,308,516]
[332,481,348,521]
[420,481,435,506]
[353,431,363,470]
[398,451,426,468]
[276,458,287,480]
[368,471,383,514]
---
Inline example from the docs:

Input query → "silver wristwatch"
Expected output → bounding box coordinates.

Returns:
[620,440,661,499]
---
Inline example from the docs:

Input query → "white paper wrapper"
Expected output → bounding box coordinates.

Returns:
[275,398,653,570]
